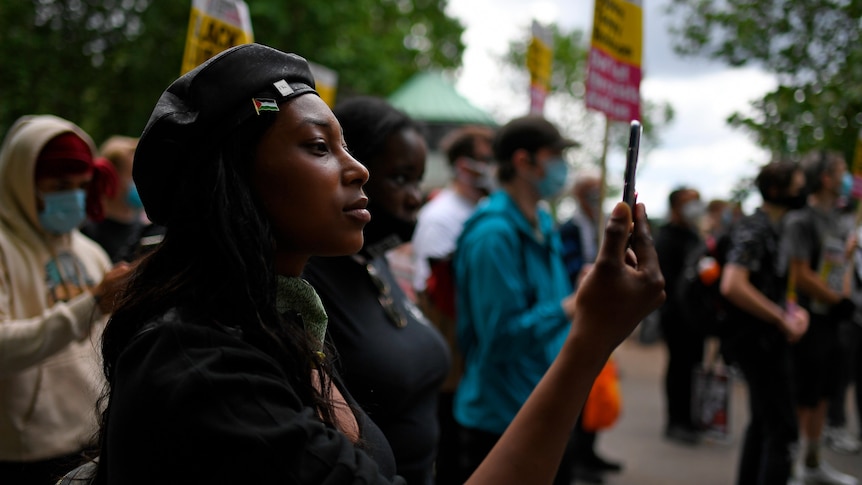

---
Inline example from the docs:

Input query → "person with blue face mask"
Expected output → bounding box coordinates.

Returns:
[82,136,165,263]
[453,115,582,484]
[0,115,132,485]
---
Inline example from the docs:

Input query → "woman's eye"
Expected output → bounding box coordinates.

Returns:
[308,141,329,154]
[391,175,408,185]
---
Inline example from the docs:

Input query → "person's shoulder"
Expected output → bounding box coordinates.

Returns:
[72,230,111,267]
[127,308,276,374]
[782,207,813,230]
[418,191,461,222]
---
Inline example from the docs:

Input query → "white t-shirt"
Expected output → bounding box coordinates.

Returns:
[412,188,477,291]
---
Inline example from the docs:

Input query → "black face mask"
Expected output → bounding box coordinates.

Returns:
[769,191,807,210]
[361,202,416,258]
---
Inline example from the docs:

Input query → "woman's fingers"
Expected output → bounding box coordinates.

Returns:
[596,202,632,266]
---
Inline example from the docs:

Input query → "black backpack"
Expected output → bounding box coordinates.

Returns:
[674,232,731,337]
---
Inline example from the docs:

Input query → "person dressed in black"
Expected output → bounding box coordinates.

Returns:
[655,186,708,445]
[303,96,450,485]
[720,160,809,485]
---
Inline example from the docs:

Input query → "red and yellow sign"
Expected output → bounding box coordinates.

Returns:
[585,0,643,122]
[181,0,254,75]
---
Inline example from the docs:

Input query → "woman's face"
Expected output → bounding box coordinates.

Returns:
[363,127,426,223]
[252,95,370,275]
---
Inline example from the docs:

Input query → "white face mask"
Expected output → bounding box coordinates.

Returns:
[681,199,705,228]
[458,158,497,194]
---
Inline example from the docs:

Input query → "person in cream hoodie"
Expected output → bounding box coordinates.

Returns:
[0,115,131,484]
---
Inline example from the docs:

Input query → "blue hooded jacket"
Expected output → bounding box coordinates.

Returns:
[453,190,572,434]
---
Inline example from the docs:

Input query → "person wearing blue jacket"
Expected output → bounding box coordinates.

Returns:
[454,115,579,485]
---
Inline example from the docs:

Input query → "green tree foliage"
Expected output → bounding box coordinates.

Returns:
[1,0,465,144]
[666,0,862,161]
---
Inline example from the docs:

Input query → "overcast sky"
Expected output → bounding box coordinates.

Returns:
[445,0,778,219]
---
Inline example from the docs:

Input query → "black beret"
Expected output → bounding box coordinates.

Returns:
[133,43,319,225]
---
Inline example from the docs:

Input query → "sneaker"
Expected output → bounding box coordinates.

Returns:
[824,426,862,455]
[664,424,701,446]
[571,464,605,484]
[582,454,623,473]
[801,461,859,485]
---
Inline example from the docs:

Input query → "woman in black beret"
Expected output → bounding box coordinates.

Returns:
[70,43,665,485]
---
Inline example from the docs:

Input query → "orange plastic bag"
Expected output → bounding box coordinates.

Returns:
[581,358,622,432]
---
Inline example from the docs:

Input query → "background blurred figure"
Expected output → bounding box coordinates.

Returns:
[783,150,859,485]
[835,229,862,453]
[824,204,862,456]
[720,160,808,485]
[559,169,624,484]
[81,136,142,262]
[410,124,495,485]
[303,96,450,485]
[453,115,579,485]
[0,115,129,484]
[703,199,734,251]
[559,169,602,289]
[655,186,707,445]
[82,136,165,263]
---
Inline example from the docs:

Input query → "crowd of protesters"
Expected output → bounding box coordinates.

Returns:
[0,41,859,485]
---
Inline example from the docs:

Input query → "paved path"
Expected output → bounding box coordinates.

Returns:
[592,336,862,485]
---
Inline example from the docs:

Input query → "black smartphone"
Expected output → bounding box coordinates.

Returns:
[622,120,642,207]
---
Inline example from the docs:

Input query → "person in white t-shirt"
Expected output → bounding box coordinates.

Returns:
[411,124,494,485]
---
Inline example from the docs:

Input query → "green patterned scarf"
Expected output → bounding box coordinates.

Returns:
[276,276,328,362]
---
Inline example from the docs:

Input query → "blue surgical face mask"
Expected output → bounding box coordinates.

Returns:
[841,172,853,198]
[126,182,144,210]
[536,157,569,199]
[38,189,87,235]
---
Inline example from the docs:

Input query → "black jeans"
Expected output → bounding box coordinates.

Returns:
[726,329,799,485]
[434,391,464,485]
[827,321,862,431]
[660,314,706,430]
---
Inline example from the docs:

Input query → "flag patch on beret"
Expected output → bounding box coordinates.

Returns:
[253,98,279,115]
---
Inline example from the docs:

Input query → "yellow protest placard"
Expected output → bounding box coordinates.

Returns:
[527,21,553,114]
[181,0,254,75]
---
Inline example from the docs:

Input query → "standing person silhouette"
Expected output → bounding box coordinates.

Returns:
[453,115,582,484]
[411,124,495,485]
[303,96,450,485]
[655,186,707,445]
[783,150,859,485]
[0,115,130,485]
[720,160,809,485]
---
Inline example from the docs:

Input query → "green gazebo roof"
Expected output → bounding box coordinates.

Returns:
[388,72,497,126]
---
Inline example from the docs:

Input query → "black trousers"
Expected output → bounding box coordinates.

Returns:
[434,391,464,485]
[660,314,705,429]
[459,425,576,485]
[827,320,862,431]
[726,329,799,485]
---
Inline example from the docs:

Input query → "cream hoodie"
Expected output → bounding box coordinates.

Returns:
[0,115,111,461]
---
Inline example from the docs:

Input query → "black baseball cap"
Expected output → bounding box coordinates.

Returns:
[493,115,579,162]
